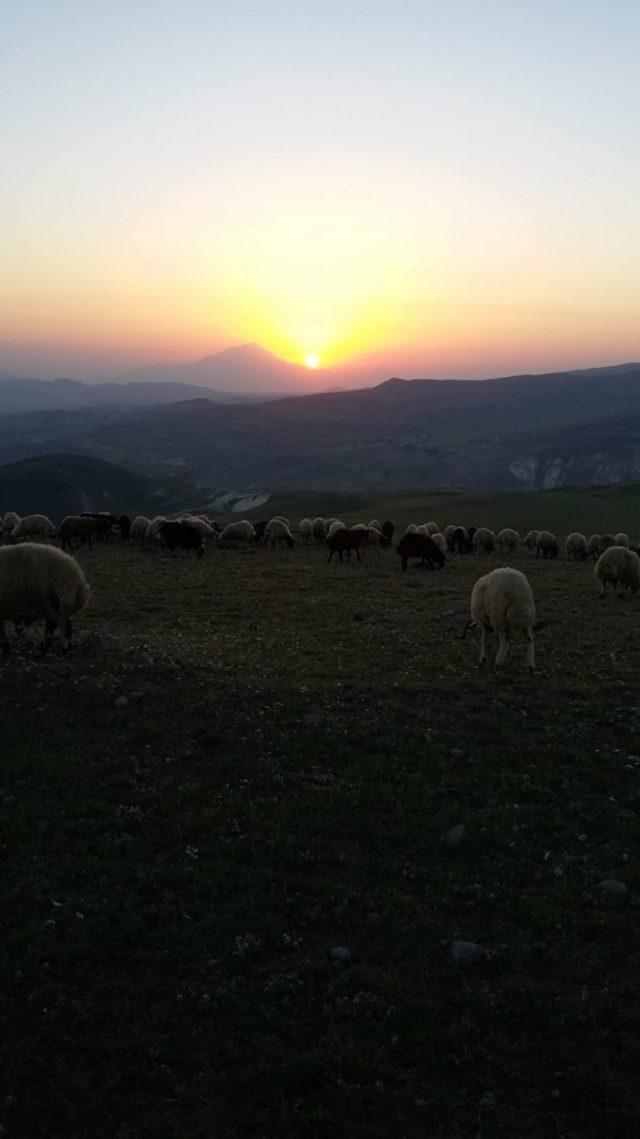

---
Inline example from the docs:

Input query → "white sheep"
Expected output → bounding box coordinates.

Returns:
[327,520,345,540]
[312,517,327,542]
[366,526,382,548]
[299,518,313,544]
[565,532,588,561]
[444,524,456,542]
[595,546,640,597]
[425,522,440,535]
[368,519,382,531]
[145,516,167,543]
[11,514,56,543]
[473,527,495,555]
[217,520,256,545]
[431,532,446,555]
[466,567,536,671]
[587,534,601,558]
[496,528,519,554]
[614,532,630,548]
[415,524,429,537]
[0,543,89,655]
[2,512,20,538]
[271,515,290,529]
[178,516,215,540]
[264,519,295,549]
[405,523,418,535]
[131,515,150,542]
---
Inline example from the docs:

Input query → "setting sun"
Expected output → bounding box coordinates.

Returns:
[305,354,320,369]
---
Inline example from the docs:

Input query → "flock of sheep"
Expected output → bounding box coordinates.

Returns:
[0,508,638,667]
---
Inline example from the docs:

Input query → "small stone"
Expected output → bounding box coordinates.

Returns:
[446,824,466,847]
[330,945,352,964]
[450,748,465,760]
[598,879,628,902]
[450,940,486,965]
[479,1091,496,1109]
[114,696,129,710]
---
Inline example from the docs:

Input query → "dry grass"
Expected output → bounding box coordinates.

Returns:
[2,535,640,1137]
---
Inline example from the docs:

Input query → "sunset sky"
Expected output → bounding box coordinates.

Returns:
[2,1,639,382]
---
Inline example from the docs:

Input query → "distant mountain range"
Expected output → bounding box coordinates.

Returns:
[0,344,340,414]
[1,362,640,494]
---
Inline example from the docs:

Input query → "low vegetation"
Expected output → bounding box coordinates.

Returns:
[2,495,640,1136]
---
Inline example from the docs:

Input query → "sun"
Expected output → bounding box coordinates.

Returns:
[305,354,320,369]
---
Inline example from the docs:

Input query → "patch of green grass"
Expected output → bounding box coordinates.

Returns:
[2,532,640,1137]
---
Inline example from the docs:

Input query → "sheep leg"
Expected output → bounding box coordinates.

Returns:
[62,618,73,656]
[494,632,509,667]
[39,616,57,656]
[0,622,10,655]
[355,547,362,563]
[478,627,487,665]
[328,549,334,563]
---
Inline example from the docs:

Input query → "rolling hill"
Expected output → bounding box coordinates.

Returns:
[1,364,640,494]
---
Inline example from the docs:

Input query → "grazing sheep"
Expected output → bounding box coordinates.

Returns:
[405,523,418,535]
[381,521,394,548]
[444,524,456,550]
[465,567,536,671]
[535,530,558,560]
[159,521,204,558]
[145,516,167,543]
[327,520,346,540]
[119,514,132,542]
[327,528,368,563]
[366,526,382,547]
[595,546,640,597]
[131,515,150,543]
[465,525,477,553]
[177,516,215,540]
[264,518,295,549]
[614,532,630,548]
[325,518,338,529]
[299,518,313,544]
[425,522,440,535]
[2,512,20,539]
[368,519,382,531]
[587,534,601,558]
[496,528,519,554]
[431,532,446,556]
[59,515,97,552]
[473,527,495,555]
[451,526,467,555]
[600,534,615,552]
[312,517,327,542]
[524,530,540,555]
[396,533,445,571]
[79,511,116,539]
[416,524,429,537]
[565,532,588,561]
[0,543,89,655]
[217,520,256,545]
[271,515,290,529]
[11,514,56,543]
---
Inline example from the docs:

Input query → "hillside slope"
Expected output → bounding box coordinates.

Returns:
[2,366,640,492]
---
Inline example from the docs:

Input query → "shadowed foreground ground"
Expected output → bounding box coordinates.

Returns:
[2,540,639,1137]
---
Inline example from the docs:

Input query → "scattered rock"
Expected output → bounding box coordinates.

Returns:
[330,945,353,964]
[450,747,465,760]
[480,1091,496,1109]
[450,940,486,965]
[114,696,129,710]
[446,824,466,847]
[598,879,628,903]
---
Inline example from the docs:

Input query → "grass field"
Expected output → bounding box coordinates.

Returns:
[3,510,640,1137]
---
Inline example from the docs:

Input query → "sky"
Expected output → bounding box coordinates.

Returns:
[1,0,640,383]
